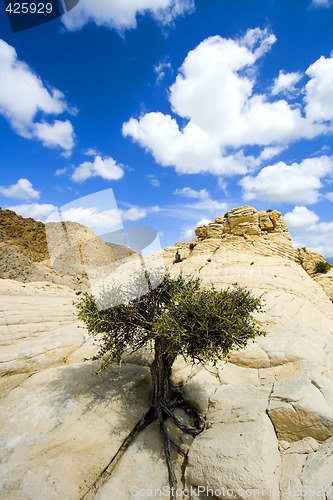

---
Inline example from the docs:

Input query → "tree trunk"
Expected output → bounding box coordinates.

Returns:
[151,337,176,408]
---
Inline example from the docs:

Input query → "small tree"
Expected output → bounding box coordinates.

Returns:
[173,250,182,263]
[76,270,265,498]
[314,260,331,274]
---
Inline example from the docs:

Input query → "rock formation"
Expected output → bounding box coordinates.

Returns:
[1,206,333,499]
[193,206,333,302]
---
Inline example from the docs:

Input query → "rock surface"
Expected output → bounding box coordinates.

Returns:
[194,206,333,302]
[1,206,333,499]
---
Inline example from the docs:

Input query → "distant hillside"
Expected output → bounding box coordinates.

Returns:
[0,209,49,262]
[0,209,135,289]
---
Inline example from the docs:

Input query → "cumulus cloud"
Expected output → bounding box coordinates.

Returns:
[284,206,320,229]
[180,217,211,241]
[0,40,75,154]
[271,70,302,95]
[52,207,122,228]
[123,28,330,177]
[305,55,333,122]
[239,156,333,204]
[62,0,195,31]
[284,206,333,257]
[6,203,56,220]
[71,156,125,183]
[34,120,75,156]
[0,178,40,201]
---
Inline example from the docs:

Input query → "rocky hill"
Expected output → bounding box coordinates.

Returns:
[0,208,49,260]
[0,209,134,290]
[1,206,333,499]
[179,206,333,302]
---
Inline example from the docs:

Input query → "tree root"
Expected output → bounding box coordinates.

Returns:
[81,397,204,500]
[80,406,157,499]
[161,403,204,437]
[158,405,178,500]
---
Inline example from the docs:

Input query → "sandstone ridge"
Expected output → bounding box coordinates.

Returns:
[193,205,333,301]
[195,205,291,240]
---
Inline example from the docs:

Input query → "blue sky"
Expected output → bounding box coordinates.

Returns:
[1,0,333,257]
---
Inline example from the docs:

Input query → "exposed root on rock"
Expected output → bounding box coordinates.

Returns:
[81,393,205,500]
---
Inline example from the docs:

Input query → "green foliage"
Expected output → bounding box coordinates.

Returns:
[314,260,331,274]
[76,271,265,370]
[266,209,273,213]
[189,243,196,251]
[173,250,183,263]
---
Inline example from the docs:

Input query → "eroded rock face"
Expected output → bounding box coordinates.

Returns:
[195,206,291,241]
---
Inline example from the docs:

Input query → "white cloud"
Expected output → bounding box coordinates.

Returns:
[259,146,285,161]
[284,206,320,229]
[311,0,333,7]
[305,55,333,122]
[240,156,333,204]
[120,207,148,221]
[0,40,75,154]
[217,178,228,194]
[283,206,333,257]
[240,27,277,58]
[62,0,194,31]
[180,226,196,240]
[84,148,101,157]
[34,120,75,156]
[174,186,227,212]
[193,199,228,212]
[174,187,209,199]
[272,70,302,95]
[6,203,56,221]
[154,58,173,84]
[47,205,148,228]
[180,217,211,241]
[123,113,259,176]
[71,156,125,183]
[123,28,326,177]
[55,167,67,176]
[146,174,161,188]
[52,207,122,228]
[0,178,40,201]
